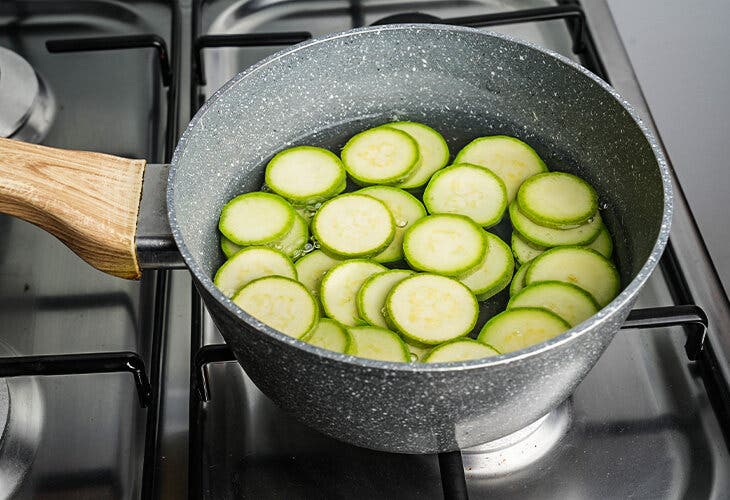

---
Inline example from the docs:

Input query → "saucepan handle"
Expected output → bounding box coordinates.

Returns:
[0,137,148,279]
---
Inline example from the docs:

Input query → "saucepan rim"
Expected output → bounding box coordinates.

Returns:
[168,23,672,373]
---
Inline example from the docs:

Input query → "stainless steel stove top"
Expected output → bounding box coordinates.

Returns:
[1,0,729,498]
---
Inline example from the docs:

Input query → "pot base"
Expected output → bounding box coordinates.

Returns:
[462,402,571,477]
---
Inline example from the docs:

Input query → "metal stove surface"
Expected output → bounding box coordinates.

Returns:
[0,1,172,497]
[153,0,730,498]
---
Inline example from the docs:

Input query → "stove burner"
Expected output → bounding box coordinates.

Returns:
[0,47,55,143]
[0,341,44,498]
[461,403,571,477]
[370,12,443,25]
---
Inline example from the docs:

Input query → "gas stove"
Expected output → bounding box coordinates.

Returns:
[1,1,728,499]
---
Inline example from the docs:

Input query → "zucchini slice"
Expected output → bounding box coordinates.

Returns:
[312,194,395,258]
[341,126,420,185]
[586,225,613,259]
[454,135,548,202]
[517,172,598,228]
[460,232,514,300]
[477,307,570,354]
[294,250,342,300]
[346,326,411,362]
[356,269,415,328]
[507,281,599,327]
[511,231,546,265]
[265,146,346,204]
[403,214,486,276]
[526,247,620,307]
[357,186,427,263]
[385,121,450,189]
[386,274,478,345]
[423,163,508,227]
[320,260,386,326]
[510,200,602,247]
[232,276,318,339]
[303,318,351,353]
[214,246,297,298]
[219,192,295,246]
[509,261,531,296]
[220,234,243,259]
[423,338,500,363]
[273,212,309,259]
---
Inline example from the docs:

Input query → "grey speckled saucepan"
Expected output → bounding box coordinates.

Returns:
[0,25,671,453]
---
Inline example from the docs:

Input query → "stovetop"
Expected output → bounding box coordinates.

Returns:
[1,1,729,499]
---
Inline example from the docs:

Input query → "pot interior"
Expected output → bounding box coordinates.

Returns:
[170,25,667,328]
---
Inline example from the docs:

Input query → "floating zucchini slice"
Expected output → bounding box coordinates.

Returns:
[320,259,386,326]
[232,276,318,339]
[517,172,598,228]
[357,186,427,263]
[511,231,546,265]
[423,338,500,363]
[386,121,450,189]
[477,307,570,354]
[386,274,478,345]
[214,246,296,298]
[403,214,486,276]
[586,225,614,259]
[454,135,548,202]
[312,193,395,258]
[220,234,243,259]
[219,192,295,246]
[507,281,600,327]
[423,163,508,227]
[526,246,620,307]
[509,261,532,297]
[273,212,309,259]
[341,126,420,185]
[265,146,346,204]
[346,326,411,362]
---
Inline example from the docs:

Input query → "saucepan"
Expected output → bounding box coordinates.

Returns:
[0,24,671,453]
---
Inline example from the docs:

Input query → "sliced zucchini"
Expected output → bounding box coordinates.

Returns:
[454,135,548,202]
[526,246,620,307]
[265,146,346,204]
[272,212,309,259]
[507,281,600,327]
[346,326,411,362]
[312,194,395,258]
[460,232,514,300]
[320,260,386,326]
[214,246,296,298]
[517,172,598,228]
[511,231,546,265]
[586,225,613,259]
[423,338,500,363]
[303,318,351,353]
[403,214,486,276]
[385,121,450,189]
[219,192,295,246]
[510,200,602,247]
[341,126,420,185]
[220,234,242,259]
[232,276,318,339]
[356,269,415,328]
[509,261,531,297]
[294,250,342,300]
[477,307,570,354]
[423,163,508,227]
[386,274,478,345]
[357,186,427,263]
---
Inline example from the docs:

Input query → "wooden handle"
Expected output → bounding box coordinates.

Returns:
[0,138,146,279]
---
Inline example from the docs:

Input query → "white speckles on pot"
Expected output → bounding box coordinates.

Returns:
[168,25,671,453]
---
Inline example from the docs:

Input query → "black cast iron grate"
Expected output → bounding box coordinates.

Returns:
[185,2,728,499]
